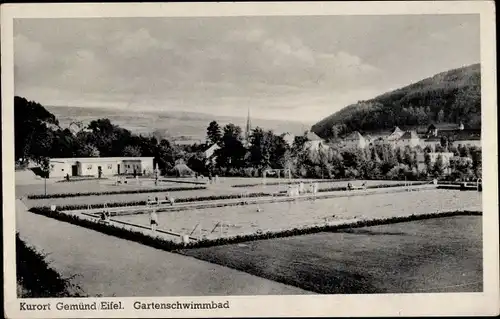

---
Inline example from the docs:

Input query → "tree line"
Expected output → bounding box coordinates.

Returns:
[15,96,481,181]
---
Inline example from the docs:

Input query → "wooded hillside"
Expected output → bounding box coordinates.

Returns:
[311,64,481,138]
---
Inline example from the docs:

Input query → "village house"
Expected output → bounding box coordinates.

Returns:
[304,131,328,151]
[203,143,221,165]
[281,132,295,148]
[172,138,203,146]
[426,122,465,137]
[48,157,155,178]
[343,131,368,149]
[396,130,421,148]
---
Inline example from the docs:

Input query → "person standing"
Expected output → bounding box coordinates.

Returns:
[150,209,158,232]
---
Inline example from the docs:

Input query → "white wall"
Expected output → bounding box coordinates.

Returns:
[141,158,154,174]
[49,161,72,178]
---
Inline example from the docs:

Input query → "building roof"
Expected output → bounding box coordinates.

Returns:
[305,131,323,141]
[387,126,405,141]
[428,123,461,131]
[392,126,404,134]
[173,139,202,146]
[400,131,419,140]
[173,163,194,176]
[204,144,220,158]
[50,157,154,163]
[344,131,365,141]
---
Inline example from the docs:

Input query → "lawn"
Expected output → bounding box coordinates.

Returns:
[178,215,482,294]
[112,189,482,239]
[15,179,189,198]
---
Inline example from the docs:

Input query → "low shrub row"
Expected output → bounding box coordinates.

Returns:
[56,178,109,183]
[160,179,207,185]
[26,186,207,199]
[16,233,85,297]
[29,207,481,253]
[232,179,341,188]
[314,181,429,193]
[437,185,479,191]
[39,192,276,211]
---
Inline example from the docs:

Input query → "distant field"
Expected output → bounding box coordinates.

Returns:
[113,189,482,239]
[47,105,310,139]
[179,215,482,293]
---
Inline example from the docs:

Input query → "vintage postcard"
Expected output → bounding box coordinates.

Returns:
[2,1,499,318]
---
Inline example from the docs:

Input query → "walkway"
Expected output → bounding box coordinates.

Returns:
[15,200,309,297]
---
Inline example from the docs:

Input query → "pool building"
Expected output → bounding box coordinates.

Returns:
[48,157,155,178]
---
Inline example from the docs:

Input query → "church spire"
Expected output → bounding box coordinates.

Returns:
[245,107,252,142]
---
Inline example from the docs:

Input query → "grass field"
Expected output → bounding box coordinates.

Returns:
[179,215,482,293]
[112,189,482,239]
[15,179,192,197]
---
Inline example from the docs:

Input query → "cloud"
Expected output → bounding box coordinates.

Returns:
[13,16,479,122]
[110,28,173,57]
[14,34,51,72]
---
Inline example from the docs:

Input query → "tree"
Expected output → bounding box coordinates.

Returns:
[432,154,445,177]
[206,121,222,145]
[122,145,142,157]
[14,96,59,162]
[40,157,50,195]
[216,123,246,170]
[424,153,432,173]
[437,109,445,123]
[77,144,100,157]
[331,125,339,140]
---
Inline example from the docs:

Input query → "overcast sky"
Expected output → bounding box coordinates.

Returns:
[14,14,479,122]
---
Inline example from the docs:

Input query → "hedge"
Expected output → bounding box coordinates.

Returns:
[160,179,207,185]
[29,207,481,252]
[16,233,85,297]
[26,186,207,199]
[35,192,279,211]
[56,177,109,183]
[317,181,429,193]
[233,180,431,189]
[232,179,341,188]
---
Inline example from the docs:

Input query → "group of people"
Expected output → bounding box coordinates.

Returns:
[207,173,219,184]
[287,181,319,197]
[347,182,367,191]
[147,194,175,206]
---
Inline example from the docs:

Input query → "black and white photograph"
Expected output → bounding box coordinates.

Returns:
[2,2,498,318]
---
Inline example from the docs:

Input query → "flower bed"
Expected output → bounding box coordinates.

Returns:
[28,207,480,252]
[26,186,207,199]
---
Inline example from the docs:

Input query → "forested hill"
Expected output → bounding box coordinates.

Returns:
[311,63,481,138]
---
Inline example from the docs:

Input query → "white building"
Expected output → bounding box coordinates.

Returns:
[49,157,155,178]
[203,144,220,165]
[281,132,295,148]
[396,131,421,148]
[343,131,367,149]
[387,126,404,141]
[304,131,328,151]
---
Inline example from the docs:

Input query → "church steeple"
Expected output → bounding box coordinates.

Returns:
[245,107,252,142]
